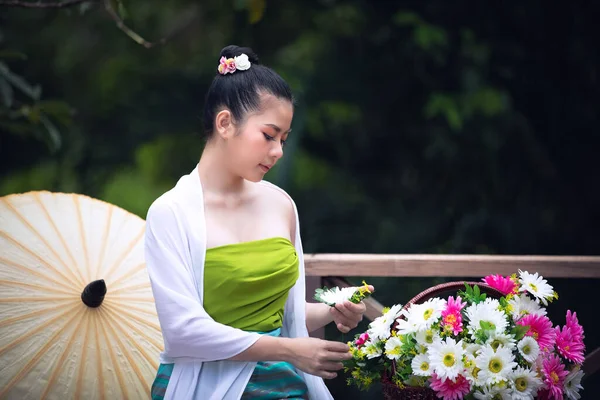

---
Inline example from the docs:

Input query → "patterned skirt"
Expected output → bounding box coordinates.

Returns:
[151,329,308,400]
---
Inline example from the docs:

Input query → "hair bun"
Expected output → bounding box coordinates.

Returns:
[220,45,259,64]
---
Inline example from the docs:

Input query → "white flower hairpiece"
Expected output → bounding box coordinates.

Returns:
[218,53,251,75]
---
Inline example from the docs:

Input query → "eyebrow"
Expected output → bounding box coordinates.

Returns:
[265,124,292,134]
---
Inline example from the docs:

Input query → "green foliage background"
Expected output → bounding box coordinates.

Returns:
[1,0,598,397]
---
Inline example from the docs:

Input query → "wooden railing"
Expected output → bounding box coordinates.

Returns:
[303,254,600,381]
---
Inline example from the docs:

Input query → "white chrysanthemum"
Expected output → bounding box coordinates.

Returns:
[476,344,517,385]
[517,336,540,364]
[510,366,543,400]
[315,286,358,306]
[384,335,403,360]
[486,332,516,352]
[564,367,585,400]
[368,304,402,341]
[508,293,547,319]
[415,328,441,347]
[473,384,512,400]
[465,298,508,335]
[518,270,554,305]
[463,353,485,386]
[397,298,447,334]
[465,343,482,358]
[427,337,465,381]
[411,353,433,377]
[363,340,382,359]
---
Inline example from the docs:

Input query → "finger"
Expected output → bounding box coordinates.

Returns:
[325,340,350,352]
[322,361,344,371]
[331,308,361,328]
[334,302,358,319]
[331,351,353,361]
[337,322,351,333]
[341,301,367,314]
[367,285,375,293]
[320,371,337,380]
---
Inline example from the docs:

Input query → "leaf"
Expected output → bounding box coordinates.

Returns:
[38,113,62,151]
[117,0,129,20]
[248,0,266,24]
[0,62,41,100]
[392,11,423,27]
[479,321,493,331]
[512,325,529,341]
[474,285,480,297]
[0,50,27,61]
[37,100,74,126]
[79,1,94,15]
[0,77,13,107]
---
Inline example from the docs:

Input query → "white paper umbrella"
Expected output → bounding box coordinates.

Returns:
[0,191,163,400]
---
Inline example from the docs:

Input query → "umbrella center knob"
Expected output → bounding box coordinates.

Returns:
[81,279,107,308]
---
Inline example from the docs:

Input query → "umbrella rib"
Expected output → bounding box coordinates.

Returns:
[102,301,161,330]
[0,306,83,398]
[0,279,76,296]
[39,308,88,399]
[0,231,82,292]
[108,262,146,290]
[99,307,152,399]
[73,195,92,283]
[95,204,113,284]
[97,309,138,400]
[32,193,88,286]
[104,295,155,302]
[0,296,74,303]
[0,303,80,356]
[0,301,72,328]
[74,311,91,400]
[109,282,151,296]
[0,257,76,293]
[102,226,145,283]
[92,311,107,400]
[103,305,163,355]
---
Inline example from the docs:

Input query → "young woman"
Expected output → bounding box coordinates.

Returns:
[145,45,373,400]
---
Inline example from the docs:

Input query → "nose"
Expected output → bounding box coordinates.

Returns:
[270,141,284,160]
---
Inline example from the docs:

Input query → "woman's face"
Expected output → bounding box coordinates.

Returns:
[226,94,293,182]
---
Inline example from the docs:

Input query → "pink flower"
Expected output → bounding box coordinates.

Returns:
[482,274,518,295]
[542,353,568,399]
[517,314,556,351]
[535,389,553,400]
[355,332,369,347]
[565,310,584,341]
[442,296,466,335]
[430,373,470,400]
[554,312,585,364]
[218,56,236,75]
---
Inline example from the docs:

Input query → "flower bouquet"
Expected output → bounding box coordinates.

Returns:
[314,281,373,306]
[344,271,585,400]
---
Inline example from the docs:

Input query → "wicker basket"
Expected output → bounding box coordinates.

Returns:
[381,281,505,400]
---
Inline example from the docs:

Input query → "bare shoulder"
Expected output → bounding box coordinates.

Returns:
[256,181,297,239]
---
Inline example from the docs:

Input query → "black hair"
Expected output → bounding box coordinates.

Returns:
[203,45,294,138]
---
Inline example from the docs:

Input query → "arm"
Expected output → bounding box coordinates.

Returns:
[305,302,334,333]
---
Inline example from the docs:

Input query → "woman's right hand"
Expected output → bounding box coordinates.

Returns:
[285,337,352,379]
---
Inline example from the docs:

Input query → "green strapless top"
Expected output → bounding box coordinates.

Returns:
[203,237,299,332]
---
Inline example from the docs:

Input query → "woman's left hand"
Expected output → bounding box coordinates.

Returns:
[329,285,375,333]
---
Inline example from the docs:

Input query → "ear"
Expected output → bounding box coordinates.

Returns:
[214,109,235,139]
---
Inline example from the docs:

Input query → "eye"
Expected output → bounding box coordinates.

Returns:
[281,139,287,147]
[263,132,275,141]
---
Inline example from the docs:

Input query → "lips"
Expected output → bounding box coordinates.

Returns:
[259,164,272,173]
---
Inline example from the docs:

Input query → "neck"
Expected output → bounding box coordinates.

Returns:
[197,140,246,196]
